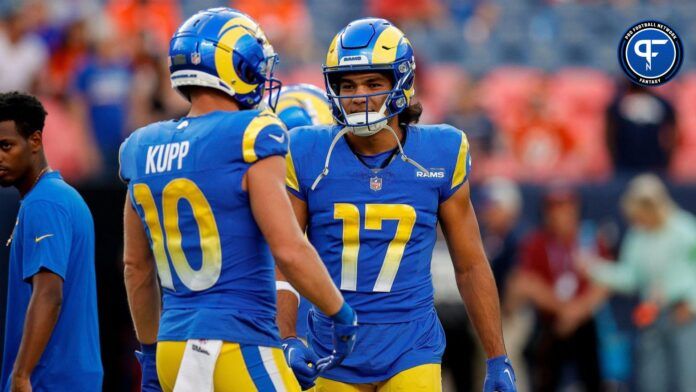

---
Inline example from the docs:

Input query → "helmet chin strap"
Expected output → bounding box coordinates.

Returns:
[311,123,429,191]
[381,124,429,175]
[311,127,351,190]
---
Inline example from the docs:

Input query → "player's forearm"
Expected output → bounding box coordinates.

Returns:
[275,241,344,317]
[456,262,507,358]
[124,260,161,344]
[276,289,300,338]
[12,289,62,378]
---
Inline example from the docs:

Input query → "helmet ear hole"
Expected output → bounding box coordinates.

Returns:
[240,62,257,84]
[233,51,262,84]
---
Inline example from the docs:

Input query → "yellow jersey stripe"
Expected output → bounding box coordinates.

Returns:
[451,132,470,189]
[242,111,282,163]
[285,151,300,192]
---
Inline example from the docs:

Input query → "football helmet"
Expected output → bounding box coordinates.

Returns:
[169,8,281,110]
[323,18,416,136]
[275,83,334,129]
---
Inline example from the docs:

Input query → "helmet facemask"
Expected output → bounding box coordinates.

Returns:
[324,59,414,137]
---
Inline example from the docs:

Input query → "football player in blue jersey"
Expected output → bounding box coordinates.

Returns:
[277,18,517,391]
[119,9,356,392]
[0,92,103,391]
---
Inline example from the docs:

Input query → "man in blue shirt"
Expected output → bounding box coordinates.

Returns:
[0,92,102,391]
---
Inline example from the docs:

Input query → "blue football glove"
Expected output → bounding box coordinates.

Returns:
[316,302,358,373]
[282,337,320,390]
[483,355,517,392]
[135,343,162,392]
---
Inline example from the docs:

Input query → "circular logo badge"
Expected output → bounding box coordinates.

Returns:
[618,21,683,86]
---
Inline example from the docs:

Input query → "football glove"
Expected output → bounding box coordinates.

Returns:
[483,355,517,392]
[282,337,320,390]
[316,302,358,373]
[135,343,162,392]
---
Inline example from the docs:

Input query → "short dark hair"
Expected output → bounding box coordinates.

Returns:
[0,91,48,138]
[398,101,422,126]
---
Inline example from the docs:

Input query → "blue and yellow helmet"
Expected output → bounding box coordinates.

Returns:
[275,84,334,129]
[168,8,281,110]
[323,18,415,134]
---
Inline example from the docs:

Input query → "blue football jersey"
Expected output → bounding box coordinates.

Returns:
[286,124,471,323]
[119,109,288,347]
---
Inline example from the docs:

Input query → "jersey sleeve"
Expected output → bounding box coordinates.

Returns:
[241,110,289,164]
[118,135,135,183]
[20,201,73,281]
[439,129,472,203]
[284,127,316,201]
[285,143,305,201]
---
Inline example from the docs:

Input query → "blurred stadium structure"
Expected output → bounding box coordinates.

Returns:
[1,0,695,391]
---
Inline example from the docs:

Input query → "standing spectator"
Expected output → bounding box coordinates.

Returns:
[480,177,532,392]
[606,81,677,175]
[581,174,696,392]
[71,25,133,178]
[480,177,524,295]
[511,187,606,392]
[0,7,48,93]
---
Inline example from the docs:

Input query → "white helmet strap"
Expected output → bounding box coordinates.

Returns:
[311,124,428,190]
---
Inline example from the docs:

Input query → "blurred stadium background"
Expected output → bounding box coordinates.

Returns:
[1,0,695,391]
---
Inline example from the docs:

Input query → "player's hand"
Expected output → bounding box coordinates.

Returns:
[10,373,32,392]
[483,355,517,392]
[316,302,358,373]
[282,337,320,390]
[135,343,162,392]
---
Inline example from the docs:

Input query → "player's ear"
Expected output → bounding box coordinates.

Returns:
[27,130,43,153]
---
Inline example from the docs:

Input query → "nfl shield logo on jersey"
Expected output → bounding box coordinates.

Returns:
[370,176,382,191]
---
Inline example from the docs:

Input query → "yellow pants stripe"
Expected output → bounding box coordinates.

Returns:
[156,341,300,391]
